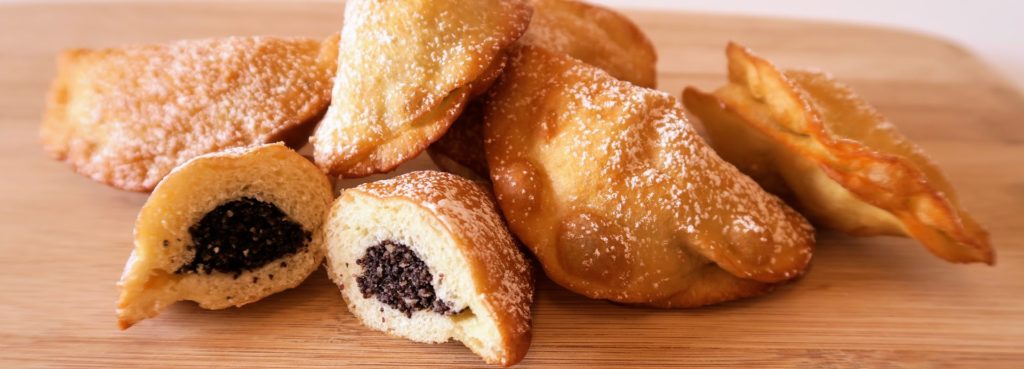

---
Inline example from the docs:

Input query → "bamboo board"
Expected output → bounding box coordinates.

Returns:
[1,1,1023,367]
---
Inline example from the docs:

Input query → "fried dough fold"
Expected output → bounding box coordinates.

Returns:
[428,0,657,181]
[313,0,532,177]
[42,35,339,191]
[683,42,993,264]
[486,45,814,307]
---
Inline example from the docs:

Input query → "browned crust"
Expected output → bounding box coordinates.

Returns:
[519,0,658,88]
[426,100,491,181]
[323,87,474,178]
[325,54,509,178]
[351,171,534,366]
[427,0,658,181]
[313,0,532,178]
[645,265,774,308]
[40,34,339,192]
[485,45,814,308]
[683,42,992,264]
[426,148,489,183]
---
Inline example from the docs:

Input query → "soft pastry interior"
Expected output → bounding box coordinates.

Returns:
[116,143,334,328]
[324,171,533,366]
[328,192,482,343]
[682,42,993,264]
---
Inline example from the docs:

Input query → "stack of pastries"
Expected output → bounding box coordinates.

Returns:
[40,0,993,366]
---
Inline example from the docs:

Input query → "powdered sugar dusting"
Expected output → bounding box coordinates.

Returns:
[41,35,337,191]
[485,46,814,305]
[427,0,656,180]
[355,171,533,336]
[518,0,657,87]
[313,0,531,174]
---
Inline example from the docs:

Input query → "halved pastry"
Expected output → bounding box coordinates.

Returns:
[682,42,993,264]
[41,34,339,191]
[116,143,333,329]
[324,171,533,366]
[312,0,532,177]
[485,45,814,307]
[428,0,658,180]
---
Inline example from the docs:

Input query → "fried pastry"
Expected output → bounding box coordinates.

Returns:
[428,0,658,180]
[117,143,333,329]
[485,45,814,307]
[682,42,993,264]
[41,34,339,191]
[312,0,532,178]
[324,171,533,366]
[518,0,657,88]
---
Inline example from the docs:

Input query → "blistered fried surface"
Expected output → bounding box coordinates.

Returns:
[485,46,814,307]
[683,42,993,264]
[41,35,338,191]
[313,0,531,177]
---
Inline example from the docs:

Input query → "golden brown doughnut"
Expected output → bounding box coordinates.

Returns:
[484,45,815,307]
[682,42,993,264]
[41,34,338,191]
[312,0,532,178]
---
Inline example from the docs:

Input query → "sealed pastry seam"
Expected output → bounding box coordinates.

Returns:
[683,42,992,264]
[427,0,659,181]
[484,45,814,308]
[41,34,339,191]
[312,0,532,178]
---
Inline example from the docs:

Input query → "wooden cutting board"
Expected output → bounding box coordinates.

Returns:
[2,1,1022,367]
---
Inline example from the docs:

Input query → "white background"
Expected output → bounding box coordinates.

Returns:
[594,0,1024,91]
[11,0,1021,90]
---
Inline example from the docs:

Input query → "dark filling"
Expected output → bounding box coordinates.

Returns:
[356,241,455,317]
[177,197,310,275]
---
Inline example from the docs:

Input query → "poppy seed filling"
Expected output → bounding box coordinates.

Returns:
[356,241,456,317]
[177,197,310,275]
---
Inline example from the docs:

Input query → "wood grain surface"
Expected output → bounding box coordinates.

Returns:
[2,1,1023,368]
